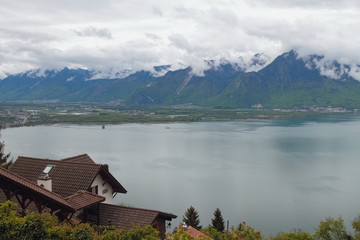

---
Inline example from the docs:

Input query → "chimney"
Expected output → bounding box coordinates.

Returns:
[103,164,109,170]
[37,174,52,192]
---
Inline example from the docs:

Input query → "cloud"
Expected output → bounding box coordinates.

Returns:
[89,69,134,80]
[168,34,193,52]
[73,27,112,39]
[302,54,360,81]
[0,0,359,77]
[152,5,163,16]
[349,66,360,80]
[145,32,162,42]
[246,0,360,9]
[314,60,349,80]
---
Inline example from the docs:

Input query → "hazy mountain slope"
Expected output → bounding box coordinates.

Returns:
[211,51,360,108]
[0,68,154,102]
[0,68,92,101]
[128,64,243,105]
[128,67,192,105]
[65,71,154,102]
[1,50,360,108]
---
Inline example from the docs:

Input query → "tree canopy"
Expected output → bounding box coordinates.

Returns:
[313,217,348,240]
[211,208,225,232]
[0,133,12,169]
[183,206,202,230]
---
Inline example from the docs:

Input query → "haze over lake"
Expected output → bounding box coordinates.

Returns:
[2,115,360,236]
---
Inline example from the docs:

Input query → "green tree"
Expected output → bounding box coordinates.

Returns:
[268,232,314,240]
[0,200,24,239]
[70,223,94,240]
[183,206,202,230]
[100,225,160,240]
[231,223,262,240]
[352,215,360,239]
[202,226,225,240]
[314,217,348,240]
[0,134,12,169]
[211,208,225,232]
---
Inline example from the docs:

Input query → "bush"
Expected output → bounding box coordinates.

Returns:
[0,200,161,240]
[115,225,160,240]
[0,201,24,240]
[314,217,348,240]
[170,222,263,240]
[70,223,94,240]
[268,232,314,240]
[21,212,55,239]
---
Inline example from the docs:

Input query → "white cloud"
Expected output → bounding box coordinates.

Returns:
[89,68,134,80]
[314,59,348,80]
[246,0,360,9]
[0,0,359,77]
[349,66,360,80]
[302,54,360,81]
[73,27,112,39]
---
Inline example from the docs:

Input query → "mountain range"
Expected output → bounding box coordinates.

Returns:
[1,50,360,109]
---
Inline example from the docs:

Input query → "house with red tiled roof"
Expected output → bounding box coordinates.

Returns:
[0,154,176,239]
[9,154,126,204]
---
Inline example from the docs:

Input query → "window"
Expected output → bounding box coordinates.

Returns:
[90,185,98,194]
[102,188,108,194]
[42,164,55,174]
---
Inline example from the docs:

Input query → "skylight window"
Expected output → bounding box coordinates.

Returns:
[42,164,55,174]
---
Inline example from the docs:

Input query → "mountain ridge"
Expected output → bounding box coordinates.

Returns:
[1,50,360,109]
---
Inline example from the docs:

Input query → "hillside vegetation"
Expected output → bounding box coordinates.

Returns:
[2,201,360,240]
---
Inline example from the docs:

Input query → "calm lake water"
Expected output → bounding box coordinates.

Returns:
[2,115,360,236]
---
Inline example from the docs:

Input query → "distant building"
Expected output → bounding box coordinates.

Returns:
[0,154,176,239]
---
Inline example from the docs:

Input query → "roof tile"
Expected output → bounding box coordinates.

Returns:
[60,154,95,164]
[0,167,74,211]
[99,203,176,229]
[180,225,213,240]
[10,156,101,198]
[65,191,105,211]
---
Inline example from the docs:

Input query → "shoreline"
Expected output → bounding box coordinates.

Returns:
[1,102,358,129]
[1,111,357,129]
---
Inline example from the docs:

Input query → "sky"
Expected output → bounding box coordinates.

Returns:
[0,0,360,78]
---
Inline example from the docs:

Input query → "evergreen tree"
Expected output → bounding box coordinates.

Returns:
[0,134,12,169]
[182,206,202,230]
[211,208,225,232]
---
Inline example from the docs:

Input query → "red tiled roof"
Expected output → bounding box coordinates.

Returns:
[180,225,213,240]
[65,191,105,211]
[99,203,177,229]
[60,154,95,164]
[10,156,101,197]
[0,166,74,212]
[10,156,126,197]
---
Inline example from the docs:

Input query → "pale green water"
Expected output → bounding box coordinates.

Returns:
[2,115,360,236]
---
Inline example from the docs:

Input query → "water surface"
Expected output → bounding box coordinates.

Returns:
[2,115,360,236]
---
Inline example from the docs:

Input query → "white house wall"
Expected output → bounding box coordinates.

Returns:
[91,174,114,204]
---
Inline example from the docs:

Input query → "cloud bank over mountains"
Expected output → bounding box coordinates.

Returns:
[0,0,359,79]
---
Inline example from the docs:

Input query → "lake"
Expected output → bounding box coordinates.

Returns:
[2,115,360,236]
